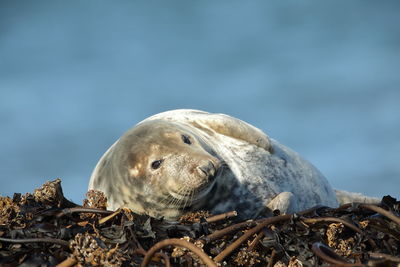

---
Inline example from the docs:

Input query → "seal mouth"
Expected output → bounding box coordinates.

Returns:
[169,179,216,202]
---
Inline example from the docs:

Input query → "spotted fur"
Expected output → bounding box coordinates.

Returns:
[89,109,341,220]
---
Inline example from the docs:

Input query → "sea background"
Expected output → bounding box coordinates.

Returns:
[1,1,399,204]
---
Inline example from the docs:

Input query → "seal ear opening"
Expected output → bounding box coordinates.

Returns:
[181,134,192,145]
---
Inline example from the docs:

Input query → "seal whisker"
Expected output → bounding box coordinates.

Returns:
[159,193,172,206]
[161,193,181,209]
[182,189,189,210]
[179,186,191,210]
[160,195,172,207]
[176,188,187,208]
[170,195,180,208]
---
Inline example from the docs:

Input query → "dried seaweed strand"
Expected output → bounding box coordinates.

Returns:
[141,238,217,267]
[312,242,364,267]
[202,220,257,243]
[301,217,363,234]
[134,248,171,267]
[213,214,291,263]
[266,248,277,267]
[360,204,400,225]
[98,209,121,224]
[205,210,238,223]
[56,207,113,218]
[247,231,265,251]
[369,252,400,263]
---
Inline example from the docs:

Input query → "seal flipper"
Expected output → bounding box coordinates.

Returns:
[335,189,380,205]
[265,192,299,215]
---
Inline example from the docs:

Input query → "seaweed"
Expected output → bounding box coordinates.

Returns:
[0,179,399,266]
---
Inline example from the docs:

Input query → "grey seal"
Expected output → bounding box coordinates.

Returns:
[89,109,376,220]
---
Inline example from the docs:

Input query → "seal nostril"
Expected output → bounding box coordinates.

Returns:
[198,160,217,178]
[198,167,208,177]
[209,161,215,169]
[207,160,218,176]
[207,165,215,178]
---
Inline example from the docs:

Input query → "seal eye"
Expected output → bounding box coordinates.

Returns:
[151,160,163,169]
[181,134,191,145]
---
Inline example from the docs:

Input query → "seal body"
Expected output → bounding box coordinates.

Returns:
[89,109,339,220]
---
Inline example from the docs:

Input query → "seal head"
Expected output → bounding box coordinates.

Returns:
[89,120,221,219]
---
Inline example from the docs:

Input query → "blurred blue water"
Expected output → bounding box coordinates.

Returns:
[1,1,399,204]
